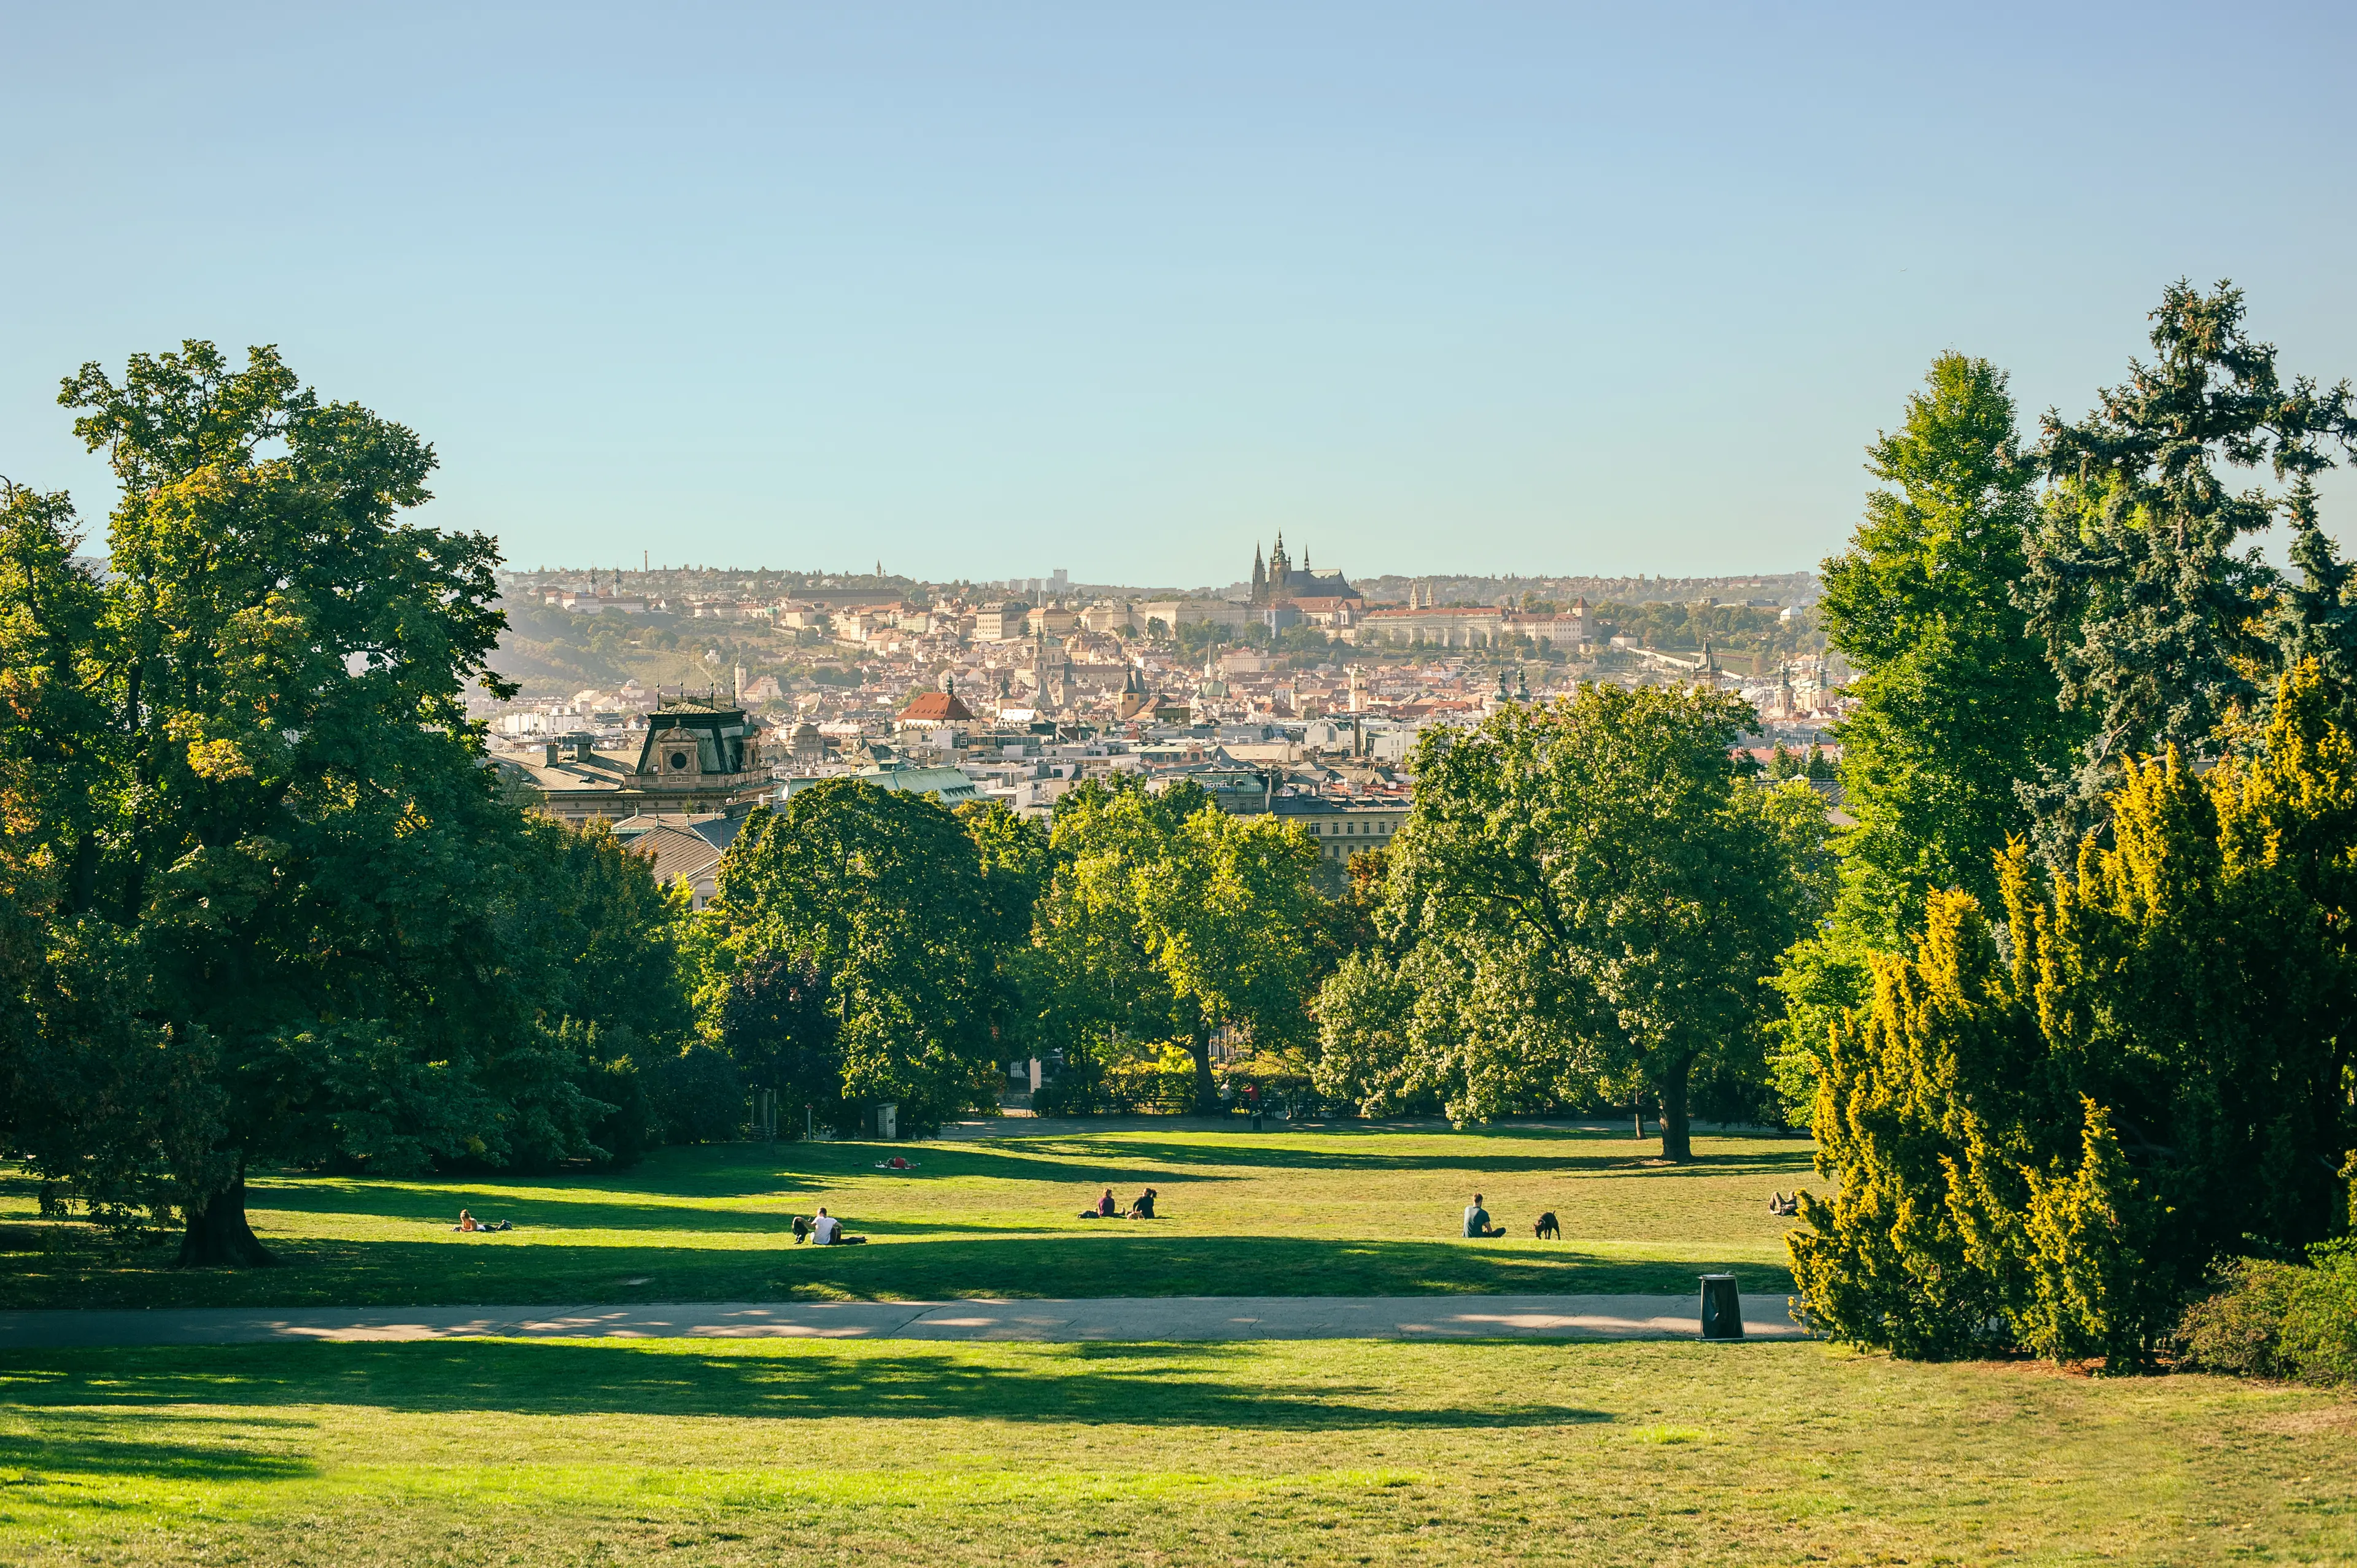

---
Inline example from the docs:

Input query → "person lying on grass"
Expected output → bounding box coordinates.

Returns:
[1461,1194,1505,1238]
[454,1209,512,1234]
[807,1207,867,1246]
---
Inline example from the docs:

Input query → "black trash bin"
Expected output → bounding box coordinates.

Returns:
[1698,1273,1743,1340]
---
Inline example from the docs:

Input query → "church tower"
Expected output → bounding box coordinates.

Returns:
[1251,544,1268,606]
[1268,531,1291,596]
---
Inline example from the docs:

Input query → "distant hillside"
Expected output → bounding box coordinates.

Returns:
[490,600,781,700]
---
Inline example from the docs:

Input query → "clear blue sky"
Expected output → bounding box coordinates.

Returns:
[5,2,2353,586]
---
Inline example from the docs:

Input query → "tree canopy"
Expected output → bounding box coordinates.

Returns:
[2019,280,2357,860]
[1318,684,1830,1157]
[1021,776,1320,1110]
[706,779,1011,1131]
[1770,354,2075,1114]
[0,342,683,1264]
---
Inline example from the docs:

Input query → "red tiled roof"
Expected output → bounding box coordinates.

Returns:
[898,690,977,723]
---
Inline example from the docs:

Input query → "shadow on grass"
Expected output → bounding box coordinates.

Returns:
[225,1147,1244,1229]
[1008,1137,1816,1180]
[0,1410,320,1484]
[234,1205,1210,1241]
[0,1232,1794,1311]
[0,1342,1615,1431]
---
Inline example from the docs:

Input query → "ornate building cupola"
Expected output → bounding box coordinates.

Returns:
[653,726,705,778]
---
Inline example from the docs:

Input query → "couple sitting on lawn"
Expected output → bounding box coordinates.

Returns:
[1077,1186,1158,1220]
[791,1207,867,1246]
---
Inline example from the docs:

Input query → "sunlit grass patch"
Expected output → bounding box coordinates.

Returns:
[0,1337,2349,1565]
[1626,1423,1709,1443]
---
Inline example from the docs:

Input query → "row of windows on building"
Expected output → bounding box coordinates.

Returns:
[1302,815,1401,857]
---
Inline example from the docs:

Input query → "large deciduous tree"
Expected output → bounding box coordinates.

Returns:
[1132,797,1323,1107]
[0,342,638,1265]
[1024,777,1319,1111]
[710,779,1006,1131]
[1319,684,1830,1159]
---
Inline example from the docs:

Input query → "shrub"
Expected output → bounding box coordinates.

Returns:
[1101,1047,1198,1113]
[1032,1045,1196,1115]
[2177,1242,2357,1386]
[1794,671,2357,1367]
[1029,1060,1100,1116]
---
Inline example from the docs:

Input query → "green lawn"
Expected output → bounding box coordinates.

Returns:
[0,1124,1813,1309]
[1,1336,2349,1565]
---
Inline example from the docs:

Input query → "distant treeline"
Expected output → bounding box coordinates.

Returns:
[1585,600,1821,657]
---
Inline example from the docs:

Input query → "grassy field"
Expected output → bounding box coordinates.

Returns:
[1,1335,2350,1566]
[0,1124,1813,1310]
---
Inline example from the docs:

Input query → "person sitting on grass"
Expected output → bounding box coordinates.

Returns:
[1128,1188,1158,1219]
[808,1207,867,1246]
[1078,1188,1118,1219]
[1462,1194,1506,1238]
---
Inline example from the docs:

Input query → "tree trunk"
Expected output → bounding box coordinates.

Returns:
[1188,1023,1219,1115]
[67,831,97,916]
[177,1170,274,1269]
[1658,1056,1694,1162]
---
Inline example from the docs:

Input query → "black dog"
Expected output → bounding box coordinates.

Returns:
[1534,1211,1560,1240]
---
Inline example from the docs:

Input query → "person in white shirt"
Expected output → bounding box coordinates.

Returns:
[803,1207,867,1246]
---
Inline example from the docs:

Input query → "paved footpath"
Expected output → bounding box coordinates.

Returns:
[0,1294,1803,1350]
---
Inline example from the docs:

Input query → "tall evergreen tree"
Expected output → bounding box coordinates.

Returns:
[2018,280,2357,862]
[1820,352,2067,939]
[1770,355,2072,1112]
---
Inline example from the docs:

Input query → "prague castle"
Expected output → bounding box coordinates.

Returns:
[1249,533,1361,607]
